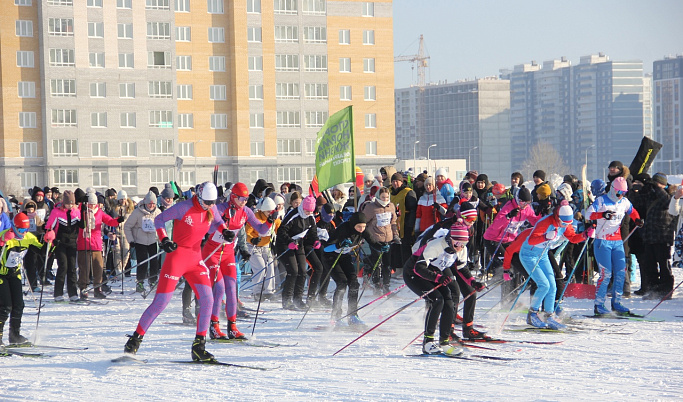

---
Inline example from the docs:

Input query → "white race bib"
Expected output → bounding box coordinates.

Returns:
[376,212,391,227]
[28,218,37,233]
[317,228,329,241]
[142,217,155,233]
[6,249,28,268]
[36,209,46,220]
[211,230,235,244]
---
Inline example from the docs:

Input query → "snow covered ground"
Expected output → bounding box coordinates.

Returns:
[3,268,683,401]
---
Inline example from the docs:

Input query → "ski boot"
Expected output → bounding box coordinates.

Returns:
[422,335,442,355]
[440,338,464,357]
[594,303,611,316]
[228,321,247,340]
[526,307,549,329]
[182,308,196,325]
[0,323,5,346]
[543,313,567,330]
[54,295,65,302]
[136,282,145,293]
[191,335,216,362]
[348,314,365,326]
[209,320,228,340]
[101,283,112,295]
[293,298,307,310]
[317,295,333,308]
[80,290,88,300]
[69,295,80,302]
[124,332,143,355]
[94,288,107,299]
[611,300,630,315]
[8,323,28,345]
[462,323,490,340]
[448,324,462,343]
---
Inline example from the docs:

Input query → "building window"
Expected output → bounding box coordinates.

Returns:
[92,171,108,188]
[363,58,375,73]
[276,83,299,99]
[177,56,192,71]
[208,27,225,43]
[20,142,38,158]
[250,141,265,156]
[247,57,263,73]
[340,86,352,101]
[49,49,74,66]
[121,142,137,157]
[51,79,76,97]
[277,139,301,155]
[16,20,33,37]
[15,0,33,5]
[274,26,298,43]
[305,83,328,99]
[51,110,77,127]
[304,55,327,72]
[277,167,301,183]
[366,141,377,155]
[146,0,170,10]
[250,113,264,128]
[48,18,73,36]
[52,139,78,156]
[364,85,376,101]
[18,82,36,98]
[305,111,328,128]
[48,0,72,4]
[117,0,132,8]
[365,113,376,128]
[211,114,228,129]
[247,0,260,13]
[361,2,374,17]
[121,170,137,187]
[150,139,173,155]
[149,111,173,128]
[210,85,227,100]
[119,83,135,98]
[121,112,136,128]
[274,0,297,14]
[148,51,171,69]
[179,142,194,157]
[19,112,37,128]
[306,139,316,156]
[363,29,375,45]
[302,0,325,15]
[276,111,300,127]
[54,169,79,186]
[178,113,194,128]
[149,81,173,98]
[275,54,299,71]
[209,56,226,72]
[17,51,35,68]
[176,26,191,41]
[179,171,195,187]
[119,53,134,68]
[303,26,326,43]
[92,141,108,157]
[151,168,174,185]
[339,29,350,45]
[117,23,133,39]
[250,170,266,186]
[175,0,189,11]
[89,52,105,68]
[247,27,262,42]
[339,58,351,73]
[87,0,102,6]
[91,112,107,128]
[87,22,104,38]
[248,85,263,100]
[207,0,224,13]
[177,84,193,100]
[147,22,170,39]
[212,142,228,157]
[90,82,106,98]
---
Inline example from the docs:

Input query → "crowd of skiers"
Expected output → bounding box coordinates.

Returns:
[0,160,681,360]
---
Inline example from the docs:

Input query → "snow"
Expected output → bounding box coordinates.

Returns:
[3,269,683,401]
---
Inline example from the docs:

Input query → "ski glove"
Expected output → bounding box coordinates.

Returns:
[471,280,485,292]
[545,231,557,240]
[313,240,321,250]
[435,274,452,285]
[288,242,299,251]
[602,210,615,220]
[44,230,55,244]
[250,237,261,246]
[635,218,644,228]
[380,243,391,253]
[222,229,236,243]
[117,216,125,224]
[240,249,251,261]
[160,237,178,253]
[507,208,519,219]
[266,210,278,224]
[583,227,595,239]
[0,230,15,246]
[340,239,353,248]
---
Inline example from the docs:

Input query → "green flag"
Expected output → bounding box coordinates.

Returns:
[315,106,355,191]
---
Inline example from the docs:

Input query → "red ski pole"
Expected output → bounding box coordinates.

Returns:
[644,278,683,317]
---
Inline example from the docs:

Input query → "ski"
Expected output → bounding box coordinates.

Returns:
[462,338,564,345]
[208,338,297,348]
[167,360,278,370]
[505,327,581,333]
[0,348,44,358]
[409,340,497,351]
[6,342,88,351]
[583,314,664,322]
[407,353,516,362]
[111,355,148,364]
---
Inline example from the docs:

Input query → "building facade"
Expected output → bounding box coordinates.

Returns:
[394,78,510,183]
[653,55,683,175]
[0,0,396,197]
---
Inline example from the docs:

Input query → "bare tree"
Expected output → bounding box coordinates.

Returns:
[520,141,570,180]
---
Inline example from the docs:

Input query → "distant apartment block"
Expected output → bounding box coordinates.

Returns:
[652,55,683,174]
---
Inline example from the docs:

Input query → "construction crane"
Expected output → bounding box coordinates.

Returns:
[394,34,430,87]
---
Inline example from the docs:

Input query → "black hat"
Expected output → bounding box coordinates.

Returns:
[149,186,160,197]
[475,174,489,183]
[51,187,60,194]
[105,188,117,197]
[517,187,532,202]
[74,188,86,203]
[461,182,473,192]
[563,175,574,183]
[633,173,650,183]
[532,170,546,181]
[608,161,624,171]
[652,172,668,186]
[349,211,367,228]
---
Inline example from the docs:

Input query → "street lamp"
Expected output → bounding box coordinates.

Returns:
[584,144,595,177]
[427,144,437,175]
[413,140,420,175]
[468,146,478,171]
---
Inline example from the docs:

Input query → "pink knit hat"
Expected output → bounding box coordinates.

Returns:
[450,222,470,242]
[302,195,317,212]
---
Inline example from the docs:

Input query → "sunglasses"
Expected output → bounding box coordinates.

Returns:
[16,227,28,234]
[203,200,216,206]
[452,241,467,248]
[236,196,248,202]
[464,216,477,223]
[615,190,626,197]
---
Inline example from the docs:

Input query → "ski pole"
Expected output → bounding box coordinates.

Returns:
[332,283,444,356]
[622,226,638,244]
[357,249,384,302]
[499,241,551,332]
[339,283,407,322]
[554,238,590,313]
[82,249,162,294]
[644,278,683,317]
[251,250,276,336]
[242,271,286,292]
[35,243,51,334]
[479,277,529,318]
[483,219,514,277]
[475,279,504,301]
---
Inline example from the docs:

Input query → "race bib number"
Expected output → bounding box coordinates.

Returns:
[507,221,524,236]
[292,229,309,240]
[211,230,234,244]
[142,217,155,232]
[36,209,46,220]
[376,212,391,227]
[28,218,37,233]
[317,228,329,241]
[5,250,28,268]
[431,252,456,272]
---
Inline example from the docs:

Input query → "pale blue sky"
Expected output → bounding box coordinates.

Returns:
[393,0,683,88]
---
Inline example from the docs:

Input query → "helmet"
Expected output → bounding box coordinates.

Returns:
[259,197,276,212]
[14,213,30,229]
[492,183,506,196]
[196,182,218,209]
[302,195,317,212]
[231,182,249,198]
[556,183,573,201]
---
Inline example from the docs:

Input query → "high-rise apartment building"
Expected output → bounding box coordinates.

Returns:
[653,55,683,175]
[0,0,395,196]
[395,78,510,183]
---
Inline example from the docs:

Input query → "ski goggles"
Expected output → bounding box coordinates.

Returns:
[451,240,467,248]
[201,199,216,206]
[463,215,477,224]
[15,227,29,234]
[235,196,248,202]
[615,190,627,197]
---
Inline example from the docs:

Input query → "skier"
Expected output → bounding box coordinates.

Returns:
[520,201,593,329]
[123,182,230,362]
[245,196,281,302]
[44,191,81,302]
[0,213,43,345]
[203,182,275,341]
[587,177,643,314]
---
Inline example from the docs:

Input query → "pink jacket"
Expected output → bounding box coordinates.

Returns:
[483,198,541,244]
[77,206,120,251]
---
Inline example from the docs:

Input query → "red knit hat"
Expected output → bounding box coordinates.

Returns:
[450,222,470,242]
